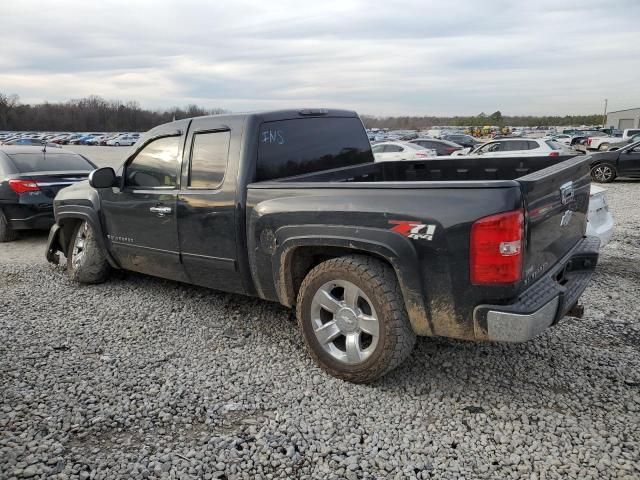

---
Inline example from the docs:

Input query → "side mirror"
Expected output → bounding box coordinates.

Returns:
[89,167,116,189]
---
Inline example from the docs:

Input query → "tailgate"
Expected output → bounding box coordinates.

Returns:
[518,156,591,285]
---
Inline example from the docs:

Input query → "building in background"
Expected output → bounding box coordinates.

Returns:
[606,108,640,129]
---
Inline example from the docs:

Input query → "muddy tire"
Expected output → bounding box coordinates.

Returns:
[296,255,416,383]
[67,221,110,284]
[590,163,617,183]
[0,209,18,242]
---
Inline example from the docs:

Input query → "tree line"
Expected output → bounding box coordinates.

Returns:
[361,110,604,130]
[0,93,603,132]
[0,93,226,132]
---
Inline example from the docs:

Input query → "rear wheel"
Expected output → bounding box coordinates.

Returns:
[296,255,416,383]
[598,143,610,151]
[115,142,120,146]
[591,163,617,183]
[67,221,110,284]
[0,209,18,242]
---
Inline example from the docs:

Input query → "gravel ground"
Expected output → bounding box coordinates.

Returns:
[1,181,639,480]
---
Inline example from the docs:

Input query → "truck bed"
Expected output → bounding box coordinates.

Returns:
[259,155,579,185]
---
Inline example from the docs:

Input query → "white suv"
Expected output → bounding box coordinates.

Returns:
[451,138,569,157]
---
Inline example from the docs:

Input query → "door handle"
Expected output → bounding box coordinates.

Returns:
[150,206,172,216]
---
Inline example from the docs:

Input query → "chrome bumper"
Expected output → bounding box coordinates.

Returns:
[484,297,559,342]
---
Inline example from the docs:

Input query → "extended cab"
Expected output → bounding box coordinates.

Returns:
[46,109,600,383]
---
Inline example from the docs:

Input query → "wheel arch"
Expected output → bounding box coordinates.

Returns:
[272,225,433,336]
[50,207,119,268]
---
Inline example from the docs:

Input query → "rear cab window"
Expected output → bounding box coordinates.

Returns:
[256,117,373,181]
[188,130,230,189]
[7,152,94,172]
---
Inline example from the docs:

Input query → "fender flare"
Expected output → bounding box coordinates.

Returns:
[51,206,120,268]
[272,224,433,336]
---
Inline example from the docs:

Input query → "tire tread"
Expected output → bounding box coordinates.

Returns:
[296,255,416,383]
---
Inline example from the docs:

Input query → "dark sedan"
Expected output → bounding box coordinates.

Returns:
[588,140,640,183]
[3,138,62,148]
[409,138,463,155]
[440,133,482,149]
[0,146,96,241]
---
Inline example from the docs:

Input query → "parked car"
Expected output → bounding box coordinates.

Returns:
[106,135,137,146]
[588,140,640,183]
[409,138,463,156]
[4,138,62,148]
[86,135,109,146]
[545,134,573,146]
[451,138,570,157]
[586,185,614,247]
[62,134,85,145]
[371,141,437,162]
[69,135,99,145]
[440,133,482,149]
[46,109,599,383]
[587,129,640,151]
[0,146,96,241]
[50,134,71,144]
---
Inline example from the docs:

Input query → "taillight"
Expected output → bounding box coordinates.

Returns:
[587,138,592,145]
[9,179,40,194]
[549,151,559,157]
[470,209,524,285]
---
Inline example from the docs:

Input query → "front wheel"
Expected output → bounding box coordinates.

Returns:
[67,221,111,284]
[296,255,416,383]
[591,163,617,183]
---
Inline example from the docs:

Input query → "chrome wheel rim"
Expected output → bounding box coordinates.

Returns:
[72,223,88,268]
[310,280,379,365]
[593,166,612,182]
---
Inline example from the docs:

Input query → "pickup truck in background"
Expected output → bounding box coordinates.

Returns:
[46,109,600,383]
[587,129,640,151]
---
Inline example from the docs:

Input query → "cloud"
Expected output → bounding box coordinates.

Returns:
[0,0,638,115]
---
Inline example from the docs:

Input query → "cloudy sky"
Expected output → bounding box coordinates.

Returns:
[1,0,639,116]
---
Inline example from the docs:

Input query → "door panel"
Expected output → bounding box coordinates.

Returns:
[618,146,640,175]
[100,121,189,282]
[101,189,186,281]
[177,117,245,293]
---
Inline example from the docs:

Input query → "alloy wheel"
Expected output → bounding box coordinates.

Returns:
[72,223,88,268]
[310,280,379,365]
[593,165,613,182]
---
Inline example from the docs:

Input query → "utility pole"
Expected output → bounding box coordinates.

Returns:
[602,99,608,128]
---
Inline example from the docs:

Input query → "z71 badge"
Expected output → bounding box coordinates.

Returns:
[389,220,436,241]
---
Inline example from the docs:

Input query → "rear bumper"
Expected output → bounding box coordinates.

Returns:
[7,210,54,230]
[473,236,600,342]
[586,210,614,248]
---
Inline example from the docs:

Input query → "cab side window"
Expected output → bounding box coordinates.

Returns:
[188,130,230,189]
[125,136,180,188]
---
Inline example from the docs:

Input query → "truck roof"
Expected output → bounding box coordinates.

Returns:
[157,108,360,130]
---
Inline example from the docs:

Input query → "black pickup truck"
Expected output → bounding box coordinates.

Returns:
[46,109,599,383]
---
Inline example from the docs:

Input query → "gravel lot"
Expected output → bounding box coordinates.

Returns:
[1,163,639,479]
